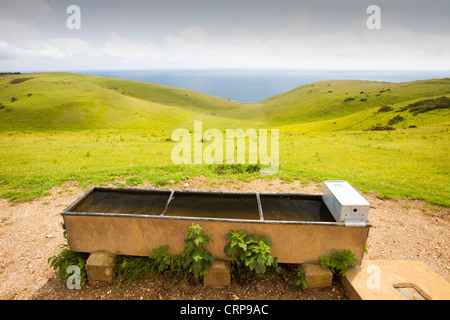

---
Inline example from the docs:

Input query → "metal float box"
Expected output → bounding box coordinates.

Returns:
[322,181,370,226]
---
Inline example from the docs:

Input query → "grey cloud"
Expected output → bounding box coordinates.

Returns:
[0,0,449,70]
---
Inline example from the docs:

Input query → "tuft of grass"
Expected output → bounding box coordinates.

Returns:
[125,175,144,186]
[114,255,156,287]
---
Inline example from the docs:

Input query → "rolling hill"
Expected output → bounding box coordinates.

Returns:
[0,72,242,132]
[261,78,450,128]
[1,72,449,132]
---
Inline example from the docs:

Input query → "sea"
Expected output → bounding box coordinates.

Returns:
[76,69,449,103]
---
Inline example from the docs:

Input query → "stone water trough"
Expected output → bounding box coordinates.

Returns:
[61,181,371,265]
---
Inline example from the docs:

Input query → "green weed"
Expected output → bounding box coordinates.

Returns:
[47,224,89,287]
[295,266,308,290]
[183,223,215,279]
[320,250,357,277]
[224,230,280,279]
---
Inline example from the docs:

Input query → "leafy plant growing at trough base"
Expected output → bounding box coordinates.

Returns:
[320,249,357,277]
[224,230,281,279]
[47,223,89,287]
[149,245,172,273]
[114,224,215,285]
[183,223,215,279]
[295,266,308,290]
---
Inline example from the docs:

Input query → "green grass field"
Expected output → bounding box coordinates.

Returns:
[0,72,449,207]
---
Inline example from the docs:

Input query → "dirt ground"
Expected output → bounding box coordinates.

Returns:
[0,177,448,300]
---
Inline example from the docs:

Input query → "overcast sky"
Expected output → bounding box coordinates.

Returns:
[1,0,450,71]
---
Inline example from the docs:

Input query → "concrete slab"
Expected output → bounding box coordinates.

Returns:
[341,260,450,300]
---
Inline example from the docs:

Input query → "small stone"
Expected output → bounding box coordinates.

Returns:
[203,261,231,288]
[301,263,333,289]
[86,251,116,283]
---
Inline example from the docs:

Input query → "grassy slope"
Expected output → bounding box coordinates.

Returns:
[261,78,450,127]
[0,73,449,206]
[279,95,450,133]
[0,72,243,132]
[278,128,449,207]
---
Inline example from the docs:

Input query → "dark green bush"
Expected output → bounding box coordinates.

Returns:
[388,115,405,125]
[377,105,393,113]
[10,77,33,84]
[399,97,450,115]
[365,124,395,131]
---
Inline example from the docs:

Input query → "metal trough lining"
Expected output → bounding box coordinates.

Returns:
[61,186,356,226]
[63,186,95,213]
